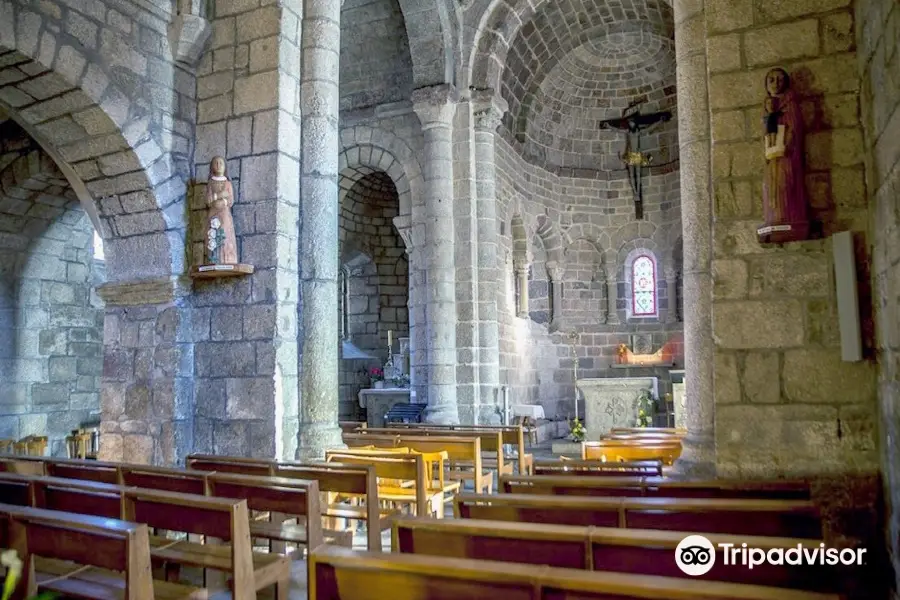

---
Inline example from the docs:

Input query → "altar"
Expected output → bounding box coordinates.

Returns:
[576,377,658,441]
[358,388,416,428]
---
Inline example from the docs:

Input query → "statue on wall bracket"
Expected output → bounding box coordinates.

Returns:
[190,155,254,279]
[599,99,671,221]
[758,68,811,244]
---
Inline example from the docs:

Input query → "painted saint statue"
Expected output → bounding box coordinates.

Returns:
[758,67,810,243]
[205,156,238,264]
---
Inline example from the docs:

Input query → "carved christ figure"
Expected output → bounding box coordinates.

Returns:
[205,156,238,264]
[759,68,810,243]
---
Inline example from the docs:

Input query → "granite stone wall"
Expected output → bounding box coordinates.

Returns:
[858,0,900,590]
[706,0,878,477]
[0,123,102,455]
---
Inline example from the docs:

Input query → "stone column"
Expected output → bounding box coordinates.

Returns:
[547,261,565,332]
[605,262,619,324]
[673,0,716,477]
[514,256,531,318]
[412,84,459,424]
[297,0,343,459]
[472,91,507,422]
[665,266,679,323]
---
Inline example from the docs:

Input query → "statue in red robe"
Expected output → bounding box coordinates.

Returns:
[758,68,810,244]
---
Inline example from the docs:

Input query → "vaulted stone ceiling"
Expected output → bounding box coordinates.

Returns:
[500,0,676,171]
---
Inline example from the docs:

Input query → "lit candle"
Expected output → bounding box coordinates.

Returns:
[388,330,392,347]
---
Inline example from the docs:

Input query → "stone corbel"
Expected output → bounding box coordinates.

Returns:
[169,0,211,65]
[97,276,192,306]
[392,214,413,254]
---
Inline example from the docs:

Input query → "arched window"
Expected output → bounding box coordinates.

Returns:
[631,254,657,317]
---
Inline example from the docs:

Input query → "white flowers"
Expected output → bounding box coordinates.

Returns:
[210,217,221,229]
[207,217,222,252]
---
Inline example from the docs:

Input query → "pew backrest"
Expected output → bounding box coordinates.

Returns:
[119,464,210,495]
[533,459,662,477]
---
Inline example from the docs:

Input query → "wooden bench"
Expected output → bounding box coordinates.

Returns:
[308,545,841,600]
[582,440,682,464]
[0,502,205,599]
[455,493,822,538]
[324,452,442,517]
[207,471,324,556]
[533,459,663,477]
[501,475,812,500]
[186,454,388,551]
[387,423,533,475]
[391,516,842,593]
[343,433,489,493]
[611,427,686,436]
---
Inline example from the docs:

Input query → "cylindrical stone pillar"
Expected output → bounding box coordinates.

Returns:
[412,84,460,425]
[673,0,716,477]
[665,266,679,323]
[515,259,530,318]
[547,261,565,331]
[472,91,507,422]
[297,0,343,459]
[605,262,619,324]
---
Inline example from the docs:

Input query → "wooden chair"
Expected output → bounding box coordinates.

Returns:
[390,516,843,593]
[0,502,205,599]
[455,493,822,538]
[324,453,439,517]
[308,545,841,600]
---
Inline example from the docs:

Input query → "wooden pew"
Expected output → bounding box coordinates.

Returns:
[455,493,822,538]
[324,452,439,517]
[0,502,205,599]
[358,427,507,479]
[0,472,34,506]
[533,459,663,477]
[343,433,489,493]
[119,464,211,495]
[207,471,324,556]
[612,427,686,436]
[308,545,841,600]
[386,423,533,475]
[186,454,389,551]
[500,475,812,500]
[582,440,682,464]
[391,516,841,593]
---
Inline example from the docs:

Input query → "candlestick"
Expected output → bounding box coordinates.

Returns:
[388,329,392,347]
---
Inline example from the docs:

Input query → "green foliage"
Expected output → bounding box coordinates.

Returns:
[635,389,657,428]
[569,417,586,442]
[2,549,58,600]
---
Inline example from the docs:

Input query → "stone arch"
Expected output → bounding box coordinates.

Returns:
[339,126,423,220]
[532,213,563,265]
[0,13,185,282]
[563,222,612,257]
[611,220,659,267]
[395,0,458,88]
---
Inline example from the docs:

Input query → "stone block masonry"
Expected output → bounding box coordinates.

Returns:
[858,0,900,591]
[706,0,878,476]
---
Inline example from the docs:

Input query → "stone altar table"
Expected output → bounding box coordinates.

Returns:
[576,377,658,441]
[358,388,416,428]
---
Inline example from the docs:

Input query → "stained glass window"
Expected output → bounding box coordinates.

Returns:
[631,255,657,316]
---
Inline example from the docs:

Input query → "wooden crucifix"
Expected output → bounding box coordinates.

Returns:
[599,100,671,220]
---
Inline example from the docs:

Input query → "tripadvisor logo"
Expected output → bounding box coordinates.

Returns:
[675,535,867,576]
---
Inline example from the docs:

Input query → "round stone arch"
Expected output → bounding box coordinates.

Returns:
[563,222,612,263]
[531,214,563,265]
[466,0,671,92]
[393,0,459,88]
[0,12,185,283]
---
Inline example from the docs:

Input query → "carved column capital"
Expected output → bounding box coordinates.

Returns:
[546,260,565,282]
[472,88,508,133]
[412,84,459,127]
[392,214,413,254]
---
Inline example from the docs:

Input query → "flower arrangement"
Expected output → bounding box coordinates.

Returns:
[569,417,586,442]
[2,549,56,600]
[207,215,224,264]
[635,389,657,428]
[368,367,384,384]
[391,373,410,388]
